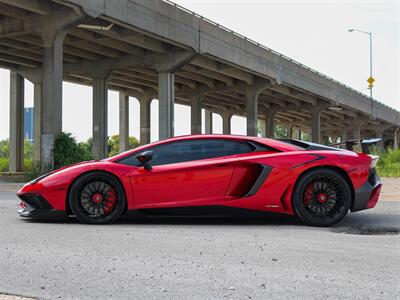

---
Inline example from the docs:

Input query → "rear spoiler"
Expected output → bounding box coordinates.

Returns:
[330,138,381,154]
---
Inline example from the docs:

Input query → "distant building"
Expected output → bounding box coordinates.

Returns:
[24,107,33,142]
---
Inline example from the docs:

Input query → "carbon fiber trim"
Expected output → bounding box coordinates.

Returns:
[290,154,325,169]
[243,165,272,197]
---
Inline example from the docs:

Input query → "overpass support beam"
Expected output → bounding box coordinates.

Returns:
[204,110,213,134]
[287,124,293,139]
[33,82,42,164]
[36,9,84,170]
[189,93,203,135]
[310,104,329,144]
[259,119,266,137]
[92,76,108,159]
[155,51,196,140]
[376,131,384,152]
[158,71,174,140]
[246,79,268,136]
[353,124,361,141]
[14,69,42,165]
[138,91,154,145]
[341,127,348,142]
[9,71,24,172]
[352,118,367,141]
[311,108,321,144]
[394,128,399,150]
[265,109,277,138]
[41,32,66,169]
[222,111,233,135]
[119,92,129,152]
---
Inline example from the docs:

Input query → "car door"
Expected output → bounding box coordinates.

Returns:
[126,139,253,208]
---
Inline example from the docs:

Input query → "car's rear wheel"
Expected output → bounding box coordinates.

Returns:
[69,172,126,224]
[293,169,351,226]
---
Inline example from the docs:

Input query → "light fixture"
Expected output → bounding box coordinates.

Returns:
[329,106,343,111]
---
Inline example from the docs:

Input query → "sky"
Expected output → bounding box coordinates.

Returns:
[0,0,399,141]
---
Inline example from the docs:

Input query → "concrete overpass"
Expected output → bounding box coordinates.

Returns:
[1,0,399,171]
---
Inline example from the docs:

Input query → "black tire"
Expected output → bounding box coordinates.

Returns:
[69,171,126,224]
[292,168,351,227]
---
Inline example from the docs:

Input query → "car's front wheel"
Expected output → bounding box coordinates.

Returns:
[69,172,126,224]
[292,168,351,227]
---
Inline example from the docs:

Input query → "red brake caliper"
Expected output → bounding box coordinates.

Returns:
[103,189,117,215]
[304,184,313,205]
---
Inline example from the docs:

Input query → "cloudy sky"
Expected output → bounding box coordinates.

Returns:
[0,0,399,141]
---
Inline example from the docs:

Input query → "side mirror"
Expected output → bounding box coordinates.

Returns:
[136,150,153,170]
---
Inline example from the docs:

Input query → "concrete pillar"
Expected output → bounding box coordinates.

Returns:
[9,71,24,172]
[260,119,266,137]
[311,107,322,144]
[287,124,293,139]
[265,110,276,138]
[246,92,258,136]
[298,128,302,140]
[41,32,66,170]
[353,122,362,140]
[245,80,267,136]
[119,92,129,152]
[190,95,202,134]
[394,128,399,150]
[139,97,152,145]
[222,112,233,135]
[204,109,213,134]
[92,77,108,159]
[342,127,348,142]
[33,82,42,164]
[158,72,174,140]
[376,131,384,153]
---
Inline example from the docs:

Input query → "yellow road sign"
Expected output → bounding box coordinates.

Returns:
[367,76,375,86]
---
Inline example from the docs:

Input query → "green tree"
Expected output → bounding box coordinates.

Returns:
[108,134,140,157]
[301,132,311,142]
[274,125,287,138]
[24,140,33,160]
[0,139,9,158]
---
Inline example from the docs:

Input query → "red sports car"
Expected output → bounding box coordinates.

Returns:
[17,135,382,226]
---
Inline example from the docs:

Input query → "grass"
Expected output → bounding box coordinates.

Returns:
[376,149,400,177]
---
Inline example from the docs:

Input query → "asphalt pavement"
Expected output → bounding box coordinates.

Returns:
[1,190,399,300]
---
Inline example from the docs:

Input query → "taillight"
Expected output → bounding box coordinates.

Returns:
[368,154,379,169]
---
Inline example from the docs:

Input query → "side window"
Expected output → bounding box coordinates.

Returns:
[118,139,252,166]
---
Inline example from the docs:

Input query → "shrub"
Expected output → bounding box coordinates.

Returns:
[53,132,93,169]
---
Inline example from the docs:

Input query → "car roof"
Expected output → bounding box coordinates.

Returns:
[107,134,301,162]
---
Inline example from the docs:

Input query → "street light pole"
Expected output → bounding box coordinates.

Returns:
[369,31,372,98]
[348,29,373,98]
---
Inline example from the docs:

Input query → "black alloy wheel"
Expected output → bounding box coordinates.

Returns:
[292,169,351,226]
[69,172,126,224]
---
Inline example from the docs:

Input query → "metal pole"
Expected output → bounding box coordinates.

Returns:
[369,32,373,99]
